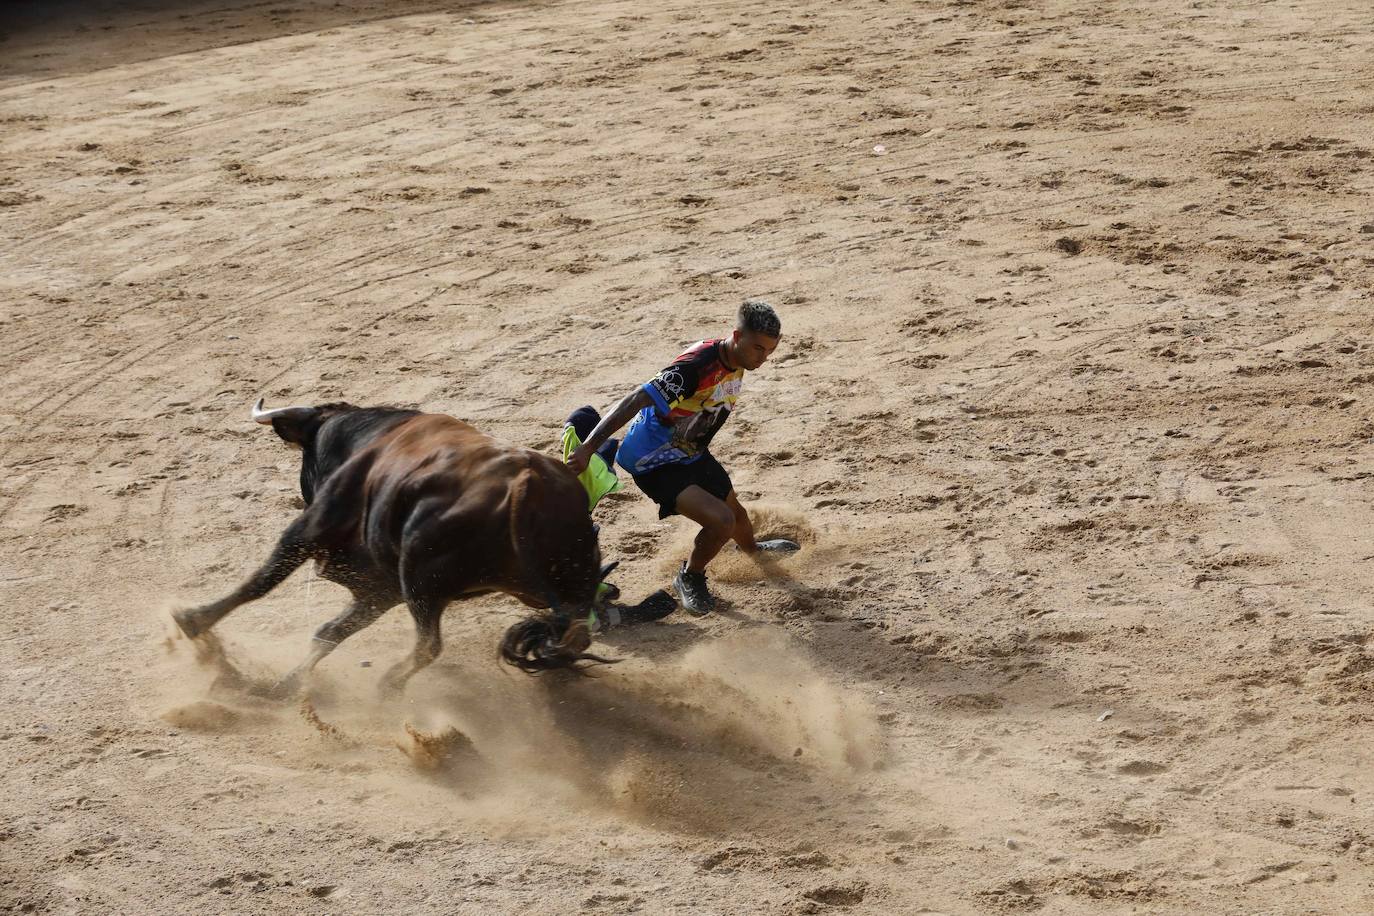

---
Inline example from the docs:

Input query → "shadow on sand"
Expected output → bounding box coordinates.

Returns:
[1,0,535,82]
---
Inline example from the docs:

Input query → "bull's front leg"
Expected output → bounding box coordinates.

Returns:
[173,520,315,640]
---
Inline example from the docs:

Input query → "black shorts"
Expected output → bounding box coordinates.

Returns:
[631,453,733,519]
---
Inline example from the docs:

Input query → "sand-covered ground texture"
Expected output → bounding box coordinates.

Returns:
[3,0,1373,912]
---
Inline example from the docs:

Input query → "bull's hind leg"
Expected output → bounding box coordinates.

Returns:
[270,596,394,697]
[378,595,445,697]
[173,517,315,640]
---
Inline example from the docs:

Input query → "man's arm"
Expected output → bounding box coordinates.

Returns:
[566,387,654,474]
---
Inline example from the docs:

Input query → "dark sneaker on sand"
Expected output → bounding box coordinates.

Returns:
[754,538,800,554]
[673,563,716,615]
[588,589,677,633]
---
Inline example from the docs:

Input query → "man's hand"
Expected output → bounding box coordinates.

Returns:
[565,388,652,477]
[566,443,595,475]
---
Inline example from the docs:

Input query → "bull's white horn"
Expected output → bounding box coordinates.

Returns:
[251,397,309,424]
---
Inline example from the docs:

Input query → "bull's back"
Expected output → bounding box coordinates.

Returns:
[358,413,591,556]
[367,414,578,498]
[354,413,596,604]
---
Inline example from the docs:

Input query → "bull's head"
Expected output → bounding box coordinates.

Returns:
[251,398,367,505]
[252,398,332,444]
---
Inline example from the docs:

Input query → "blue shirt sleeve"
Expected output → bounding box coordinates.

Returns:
[642,381,672,416]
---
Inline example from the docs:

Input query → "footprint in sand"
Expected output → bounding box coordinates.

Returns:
[1116,760,1169,777]
[802,882,867,907]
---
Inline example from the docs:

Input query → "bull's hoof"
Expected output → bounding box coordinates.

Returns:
[254,675,303,702]
[172,620,232,668]
[171,608,206,641]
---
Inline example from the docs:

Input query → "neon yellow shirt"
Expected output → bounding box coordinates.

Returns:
[560,424,622,512]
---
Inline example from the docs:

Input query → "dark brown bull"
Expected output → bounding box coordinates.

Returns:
[173,399,610,696]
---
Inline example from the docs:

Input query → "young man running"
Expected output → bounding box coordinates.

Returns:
[565,300,798,615]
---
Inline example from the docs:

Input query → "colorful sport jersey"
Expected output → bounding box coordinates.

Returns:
[616,339,743,474]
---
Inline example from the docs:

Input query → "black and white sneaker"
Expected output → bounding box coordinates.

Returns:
[673,563,716,616]
[754,538,800,554]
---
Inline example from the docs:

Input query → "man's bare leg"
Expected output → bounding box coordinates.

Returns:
[726,490,760,553]
[727,490,800,555]
[675,485,735,573]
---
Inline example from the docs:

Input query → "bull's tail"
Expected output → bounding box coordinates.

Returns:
[499,466,614,674]
[499,612,616,674]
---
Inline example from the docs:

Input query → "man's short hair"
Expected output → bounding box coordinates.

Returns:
[738,299,781,338]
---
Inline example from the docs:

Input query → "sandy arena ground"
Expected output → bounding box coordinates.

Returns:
[3,0,1374,912]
